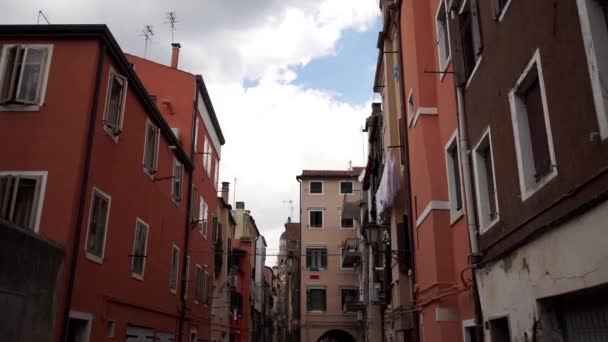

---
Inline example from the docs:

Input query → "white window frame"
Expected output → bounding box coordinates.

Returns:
[194,117,199,153]
[339,248,355,271]
[435,0,451,73]
[203,270,210,306]
[84,187,111,264]
[339,181,354,195]
[102,68,128,140]
[68,311,93,342]
[308,180,324,195]
[462,319,477,342]
[339,209,354,229]
[172,158,183,203]
[407,89,414,127]
[472,128,500,233]
[339,286,359,311]
[142,120,160,177]
[130,218,149,280]
[306,246,327,271]
[445,132,464,224]
[576,0,608,140]
[183,255,190,300]
[199,196,208,237]
[195,264,203,304]
[214,159,220,190]
[203,135,211,175]
[189,328,198,342]
[0,170,48,232]
[494,0,513,22]
[0,44,53,111]
[306,286,327,312]
[509,49,557,201]
[308,209,324,229]
[169,244,180,294]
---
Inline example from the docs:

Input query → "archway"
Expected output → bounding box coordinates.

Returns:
[317,329,356,342]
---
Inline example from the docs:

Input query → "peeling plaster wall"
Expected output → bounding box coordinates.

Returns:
[476,200,608,340]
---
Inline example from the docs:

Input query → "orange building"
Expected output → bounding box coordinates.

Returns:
[0,24,224,342]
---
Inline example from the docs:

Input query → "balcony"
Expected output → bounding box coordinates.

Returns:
[341,238,361,269]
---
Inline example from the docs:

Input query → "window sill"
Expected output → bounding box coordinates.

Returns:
[131,273,144,281]
[307,310,326,314]
[172,198,181,207]
[169,289,177,295]
[465,56,483,89]
[308,193,324,196]
[85,253,103,264]
[439,56,452,82]
[339,192,354,196]
[521,169,558,202]
[143,168,156,180]
[103,127,121,143]
[339,226,355,230]
[479,216,500,235]
[449,209,464,225]
[497,0,513,22]
[308,226,324,230]
[0,104,42,111]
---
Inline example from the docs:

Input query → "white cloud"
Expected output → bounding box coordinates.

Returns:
[0,0,379,265]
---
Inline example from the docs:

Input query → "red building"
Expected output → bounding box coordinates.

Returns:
[0,24,223,342]
[230,238,254,342]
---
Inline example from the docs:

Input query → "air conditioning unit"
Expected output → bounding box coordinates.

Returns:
[369,283,385,304]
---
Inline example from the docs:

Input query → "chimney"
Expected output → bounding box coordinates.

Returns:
[170,43,181,69]
[287,217,291,224]
[221,182,230,203]
[236,202,245,209]
[372,102,382,115]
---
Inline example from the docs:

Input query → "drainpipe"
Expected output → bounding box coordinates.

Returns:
[60,41,106,342]
[394,1,420,341]
[455,86,484,340]
[177,81,198,342]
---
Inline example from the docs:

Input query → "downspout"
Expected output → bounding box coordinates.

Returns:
[456,86,484,339]
[394,1,419,341]
[177,83,198,342]
[61,41,106,342]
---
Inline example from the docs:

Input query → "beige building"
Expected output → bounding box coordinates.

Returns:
[211,182,237,342]
[297,169,364,342]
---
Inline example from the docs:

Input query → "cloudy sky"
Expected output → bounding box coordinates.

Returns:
[1,0,380,265]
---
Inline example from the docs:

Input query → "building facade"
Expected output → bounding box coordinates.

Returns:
[297,169,363,342]
[277,219,301,342]
[446,0,608,340]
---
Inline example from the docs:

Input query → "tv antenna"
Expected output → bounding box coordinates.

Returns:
[37,10,51,24]
[282,200,294,219]
[166,12,178,43]
[140,25,154,58]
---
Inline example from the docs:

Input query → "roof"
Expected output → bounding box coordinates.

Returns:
[296,168,364,180]
[0,24,193,169]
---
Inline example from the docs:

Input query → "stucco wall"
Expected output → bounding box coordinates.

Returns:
[476,199,608,340]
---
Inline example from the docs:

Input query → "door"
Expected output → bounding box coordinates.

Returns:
[126,325,154,342]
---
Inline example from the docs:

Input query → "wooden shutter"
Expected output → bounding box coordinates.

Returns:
[0,46,21,104]
[15,47,47,104]
[448,4,467,86]
[470,0,483,56]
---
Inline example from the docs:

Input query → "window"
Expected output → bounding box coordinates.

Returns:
[472,129,499,232]
[577,0,608,139]
[143,121,159,175]
[459,0,483,82]
[339,181,353,195]
[0,44,52,107]
[202,136,211,174]
[340,210,354,229]
[131,218,149,279]
[306,247,327,271]
[203,271,211,305]
[309,181,323,194]
[189,186,197,222]
[172,159,183,201]
[492,0,512,21]
[407,90,414,126]
[340,248,355,270]
[85,188,111,262]
[488,317,511,342]
[463,323,481,342]
[509,50,557,200]
[373,241,387,269]
[308,209,323,228]
[214,159,220,189]
[199,196,208,237]
[169,245,180,293]
[190,329,197,342]
[106,320,115,338]
[195,265,203,304]
[102,70,127,137]
[194,117,199,153]
[436,0,451,71]
[307,287,326,311]
[0,172,46,231]
[445,133,463,222]
[341,288,359,312]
